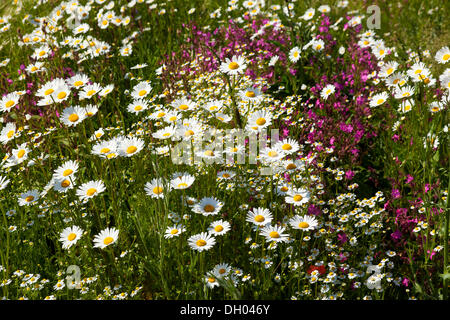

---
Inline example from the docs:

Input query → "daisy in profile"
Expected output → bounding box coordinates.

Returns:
[281,159,305,173]
[130,63,148,70]
[93,227,119,249]
[164,224,186,239]
[239,87,262,101]
[394,85,414,99]
[59,226,84,249]
[0,122,17,144]
[18,190,40,206]
[76,180,106,201]
[260,225,289,243]
[378,61,398,78]
[131,81,151,99]
[152,125,176,140]
[203,100,224,113]
[285,187,311,206]
[435,46,450,64]
[170,173,195,190]
[171,97,196,112]
[0,175,10,190]
[369,91,389,107]
[246,207,273,226]
[289,215,318,231]
[217,170,235,180]
[246,110,272,131]
[84,104,99,117]
[398,99,414,113]
[289,46,301,63]
[53,160,79,180]
[118,137,145,157]
[193,197,224,216]
[0,92,20,112]
[92,140,117,158]
[99,84,114,97]
[144,178,170,199]
[60,106,86,127]
[219,55,247,75]
[204,274,220,289]
[208,219,231,236]
[320,84,335,100]
[188,232,216,252]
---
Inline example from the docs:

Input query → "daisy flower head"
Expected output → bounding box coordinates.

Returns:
[378,61,398,78]
[172,97,196,112]
[219,55,247,75]
[93,227,119,249]
[246,109,272,131]
[145,178,170,199]
[208,219,231,236]
[0,92,20,113]
[275,138,300,155]
[11,143,30,164]
[0,175,10,190]
[311,39,325,52]
[164,224,186,239]
[239,87,262,101]
[170,173,195,190]
[285,187,311,206]
[320,84,335,100]
[60,106,86,127]
[435,46,450,64]
[99,84,114,97]
[212,263,232,278]
[193,197,224,216]
[0,122,17,144]
[84,104,99,118]
[394,85,414,99]
[59,226,84,249]
[289,46,301,63]
[152,125,176,140]
[66,73,90,89]
[53,177,75,193]
[127,99,149,115]
[246,207,273,226]
[52,79,71,103]
[18,190,40,206]
[131,81,152,99]
[260,146,285,162]
[53,160,79,180]
[260,225,289,243]
[369,91,389,107]
[188,232,216,252]
[76,180,106,201]
[203,100,224,113]
[289,215,318,231]
[118,137,145,157]
[79,83,102,100]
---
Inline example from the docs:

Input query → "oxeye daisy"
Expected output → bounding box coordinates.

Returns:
[378,61,398,78]
[285,188,311,206]
[215,113,232,123]
[52,80,71,103]
[289,46,301,63]
[60,106,86,127]
[289,215,318,231]
[260,225,289,243]
[84,104,99,117]
[163,111,180,124]
[73,23,90,35]
[93,227,119,249]
[144,178,170,198]
[275,138,300,155]
[170,174,195,190]
[149,108,170,120]
[246,207,273,226]
[0,92,20,112]
[260,146,284,162]
[171,98,196,112]
[204,274,220,289]
[394,85,414,99]
[164,224,186,239]
[99,84,114,97]
[398,99,414,113]
[0,175,10,190]
[320,84,335,100]
[79,83,102,100]
[67,73,90,89]
[18,190,40,206]
[59,226,84,249]
[311,39,325,52]
[281,159,305,172]
[127,99,148,114]
[303,8,315,20]
[152,125,176,140]
[188,232,216,252]
[435,46,450,64]
[92,140,117,158]
[76,180,106,201]
[369,91,389,107]
[247,110,272,131]
[0,122,17,144]
[217,170,235,180]
[52,161,78,182]
[131,81,152,99]
[239,87,262,101]
[204,100,224,113]
[208,219,231,236]
[219,55,247,75]
[212,263,232,278]
[118,137,145,157]
[11,143,30,164]
[53,177,75,193]
[193,197,224,216]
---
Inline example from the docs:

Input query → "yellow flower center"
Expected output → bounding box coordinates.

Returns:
[196,239,207,247]
[126,146,137,154]
[209,105,218,111]
[68,114,79,122]
[61,179,71,188]
[17,149,25,158]
[268,151,278,157]
[293,194,303,202]
[282,143,292,150]
[57,92,67,100]
[376,98,384,105]
[246,91,256,98]
[286,163,297,170]
[228,61,239,70]
[178,104,189,110]
[87,90,96,96]
[203,204,215,212]
[281,186,289,192]
[7,130,14,139]
[269,231,280,238]
[5,100,15,108]
[39,51,46,57]
[184,130,194,136]
[254,215,265,222]
[63,169,73,177]
[214,225,224,232]
[178,182,188,188]
[222,173,230,178]
[379,49,385,56]
[387,67,394,75]
[443,54,450,61]
[204,150,214,157]
[170,229,179,235]
[103,236,114,245]
[162,132,171,137]
[256,118,266,126]
[153,186,163,194]
[298,222,310,229]
[86,188,97,196]
[25,195,35,202]
[67,233,76,241]
[100,148,110,153]
[208,277,215,283]
[30,66,38,72]
[138,90,147,96]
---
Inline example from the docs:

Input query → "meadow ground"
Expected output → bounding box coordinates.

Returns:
[0,0,448,300]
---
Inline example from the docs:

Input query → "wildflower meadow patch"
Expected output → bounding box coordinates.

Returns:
[0,0,448,302]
